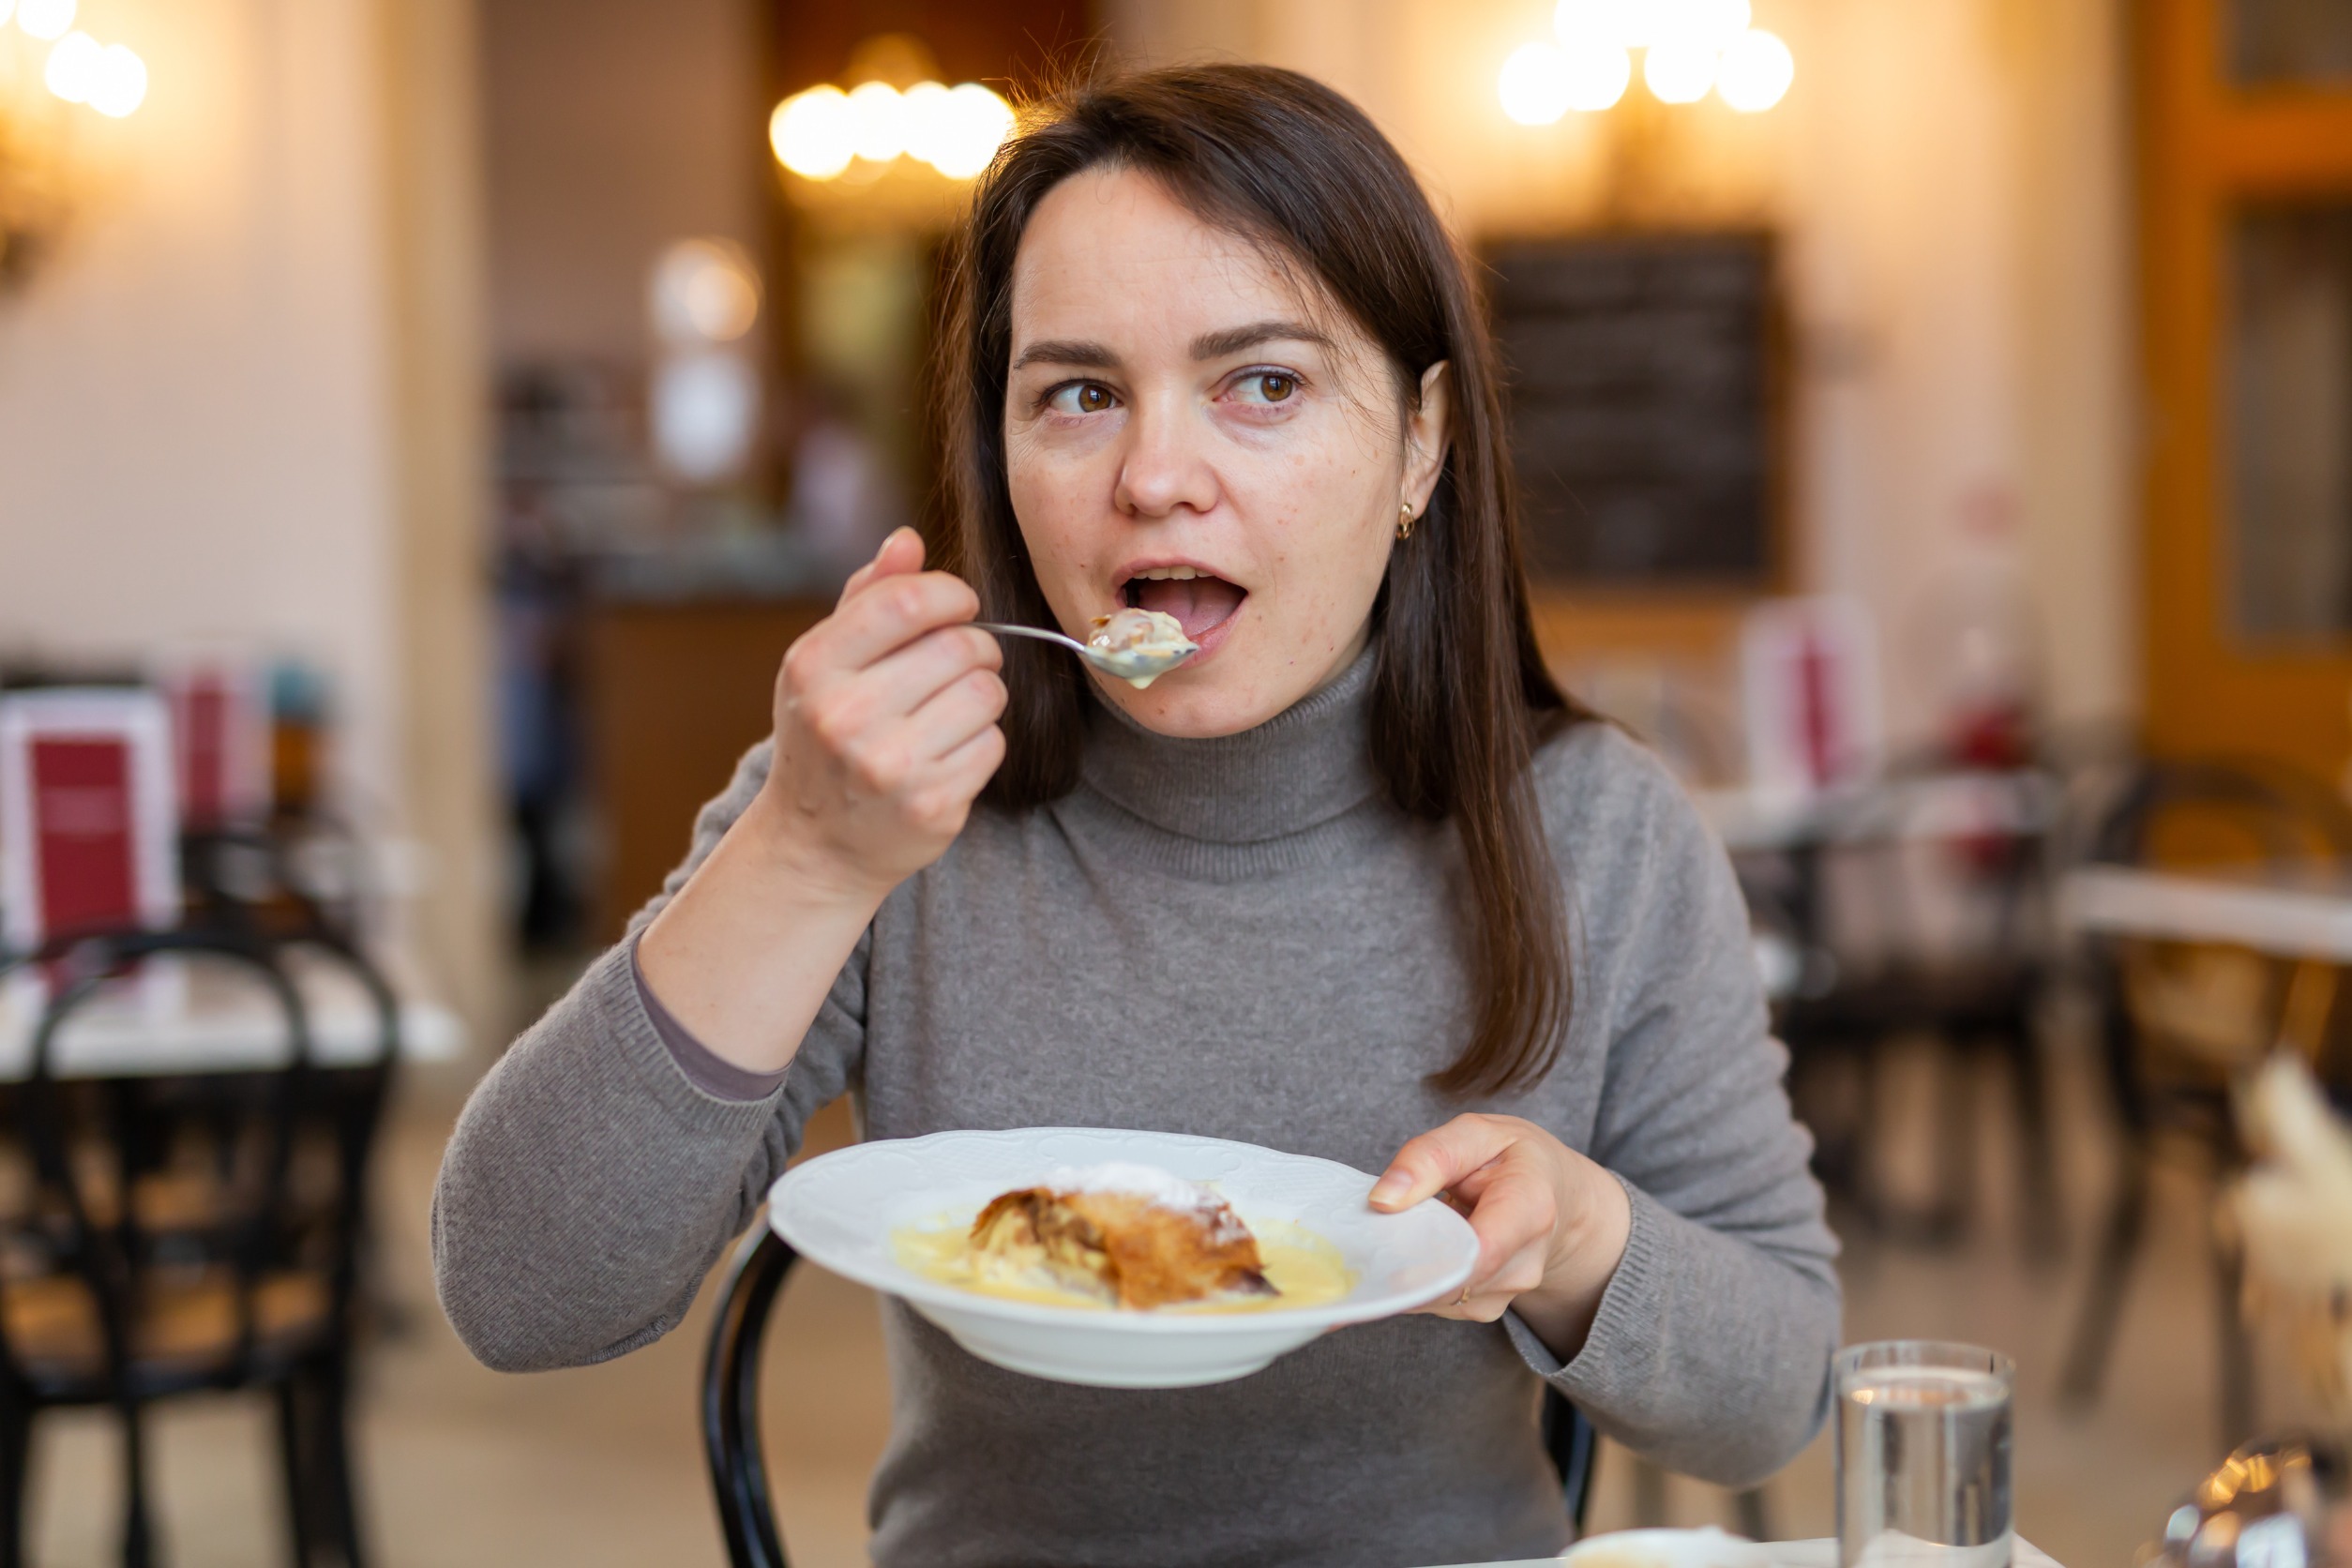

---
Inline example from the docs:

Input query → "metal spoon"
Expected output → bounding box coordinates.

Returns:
[974,620,1200,689]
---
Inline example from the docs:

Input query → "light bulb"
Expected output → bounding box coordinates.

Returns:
[43,30,100,103]
[1560,37,1634,111]
[1557,0,1658,50]
[650,239,760,346]
[88,44,146,117]
[927,83,1012,180]
[16,0,73,41]
[845,80,904,163]
[770,85,854,180]
[1643,38,1717,103]
[1716,27,1794,112]
[1652,0,1749,50]
[1499,41,1574,126]
[901,81,955,169]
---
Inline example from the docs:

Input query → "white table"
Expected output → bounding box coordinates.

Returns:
[1437,1538,2060,1568]
[0,947,463,1079]
[1697,773,2055,856]
[2061,864,2352,963]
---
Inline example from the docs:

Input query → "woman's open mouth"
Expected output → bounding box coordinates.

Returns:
[1120,565,1247,649]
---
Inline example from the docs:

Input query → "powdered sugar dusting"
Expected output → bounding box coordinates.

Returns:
[1044,1162,1227,1214]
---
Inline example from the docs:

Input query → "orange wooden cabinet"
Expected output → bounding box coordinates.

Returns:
[580,597,828,941]
[2137,0,2352,779]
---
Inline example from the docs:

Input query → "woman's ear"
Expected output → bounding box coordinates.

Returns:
[1404,361,1453,513]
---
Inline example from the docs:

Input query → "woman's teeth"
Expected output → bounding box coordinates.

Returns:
[1134,566,1204,580]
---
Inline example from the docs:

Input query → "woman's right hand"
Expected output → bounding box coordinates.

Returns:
[638,526,1003,1073]
[756,526,1009,899]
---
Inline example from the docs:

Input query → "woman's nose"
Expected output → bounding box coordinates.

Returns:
[1112,400,1219,520]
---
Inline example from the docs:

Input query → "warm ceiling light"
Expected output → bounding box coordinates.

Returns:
[900,80,955,167]
[845,81,905,163]
[1557,0,1657,51]
[1716,27,1794,112]
[43,30,101,103]
[1560,37,1634,110]
[925,83,1013,179]
[771,85,854,180]
[1642,38,1717,103]
[0,2,16,27]
[88,44,147,118]
[1499,41,1574,126]
[15,0,72,40]
[1656,0,1749,49]
[770,78,1009,183]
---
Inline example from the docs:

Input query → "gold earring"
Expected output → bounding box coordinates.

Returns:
[1396,501,1416,541]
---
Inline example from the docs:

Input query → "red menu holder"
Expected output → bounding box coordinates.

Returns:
[1740,596,1885,795]
[1,689,184,1017]
[160,654,273,831]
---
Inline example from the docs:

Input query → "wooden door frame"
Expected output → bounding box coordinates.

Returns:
[2138,0,2352,776]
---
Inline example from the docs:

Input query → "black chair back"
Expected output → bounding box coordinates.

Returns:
[2,928,318,1400]
[700,1223,1599,1568]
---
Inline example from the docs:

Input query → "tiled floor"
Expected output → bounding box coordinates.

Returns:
[18,1024,2318,1565]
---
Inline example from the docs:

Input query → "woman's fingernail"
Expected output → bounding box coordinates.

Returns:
[1370,1172,1410,1205]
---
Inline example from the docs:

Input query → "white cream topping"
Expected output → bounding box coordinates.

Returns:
[1043,1162,1223,1214]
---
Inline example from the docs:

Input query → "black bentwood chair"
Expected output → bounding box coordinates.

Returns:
[0,928,387,1568]
[701,1225,1601,1568]
[2056,757,2352,1449]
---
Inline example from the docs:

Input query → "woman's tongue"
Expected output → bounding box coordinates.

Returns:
[1131,575,1244,641]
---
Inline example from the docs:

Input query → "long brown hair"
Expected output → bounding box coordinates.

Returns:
[934,63,1591,1096]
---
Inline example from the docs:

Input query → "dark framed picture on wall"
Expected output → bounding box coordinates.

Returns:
[1485,231,1786,591]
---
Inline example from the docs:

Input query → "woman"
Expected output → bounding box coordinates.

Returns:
[435,64,1837,1567]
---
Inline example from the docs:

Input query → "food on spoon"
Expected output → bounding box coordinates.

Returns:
[968,1162,1277,1309]
[1085,608,1199,689]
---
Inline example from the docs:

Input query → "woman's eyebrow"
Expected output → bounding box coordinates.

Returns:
[1190,319,1333,359]
[1011,339,1120,371]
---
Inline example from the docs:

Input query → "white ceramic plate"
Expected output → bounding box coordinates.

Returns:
[769,1125,1479,1389]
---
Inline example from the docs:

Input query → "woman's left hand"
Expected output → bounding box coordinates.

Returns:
[1368,1114,1633,1358]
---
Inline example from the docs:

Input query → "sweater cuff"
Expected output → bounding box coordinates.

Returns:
[1504,1170,1670,1395]
[627,937,793,1104]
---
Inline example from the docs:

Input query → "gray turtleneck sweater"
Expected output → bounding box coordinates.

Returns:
[432,650,1839,1568]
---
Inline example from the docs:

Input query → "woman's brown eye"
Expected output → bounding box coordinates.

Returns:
[1258,373,1295,401]
[1078,384,1112,413]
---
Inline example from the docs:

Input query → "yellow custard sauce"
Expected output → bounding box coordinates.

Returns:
[893,1217,1356,1314]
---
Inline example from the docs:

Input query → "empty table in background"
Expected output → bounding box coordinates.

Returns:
[2060,864,2352,963]
[0,946,463,1079]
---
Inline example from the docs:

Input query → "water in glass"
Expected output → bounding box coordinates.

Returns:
[1836,1343,2013,1568]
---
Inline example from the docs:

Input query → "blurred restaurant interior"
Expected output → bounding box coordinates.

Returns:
[6,0,2352,1562]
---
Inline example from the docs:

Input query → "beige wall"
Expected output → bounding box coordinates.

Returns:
[0,0,502,1033]
[1107,0,2137,744]
[480,0,764,368]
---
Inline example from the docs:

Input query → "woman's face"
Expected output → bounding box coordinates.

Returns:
[1003,166,1450,738]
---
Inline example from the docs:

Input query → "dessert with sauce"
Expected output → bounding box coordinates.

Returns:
[969,1163,1275,1309]
[892,1162,1356,1313]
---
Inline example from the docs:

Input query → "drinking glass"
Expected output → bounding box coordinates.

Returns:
[1835,1340,2014,1568]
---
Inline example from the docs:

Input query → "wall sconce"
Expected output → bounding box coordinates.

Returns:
[1500,0,1790,124]
[0,0,150,287]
